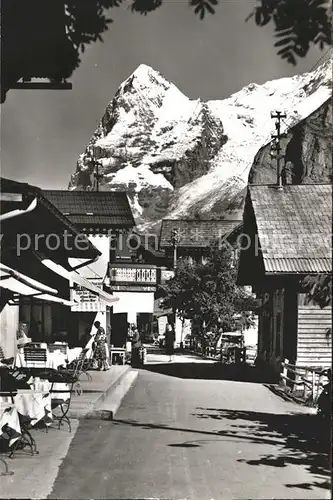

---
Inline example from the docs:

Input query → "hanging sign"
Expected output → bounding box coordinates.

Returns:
[70,279,107,312]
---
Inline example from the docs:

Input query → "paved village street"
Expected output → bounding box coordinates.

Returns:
[48,348,331,500]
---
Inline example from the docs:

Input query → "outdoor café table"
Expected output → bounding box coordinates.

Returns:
[67,347,82,364]
[0,400,21,448]
[29,378,71,404]
[48,347,83,369]
[1,391,48,457]
[13,390,52,427]
[0,400,20,474]
[47,351,67,369]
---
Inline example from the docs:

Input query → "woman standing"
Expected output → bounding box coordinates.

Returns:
[93,321,110,371]
[165,323,175,362]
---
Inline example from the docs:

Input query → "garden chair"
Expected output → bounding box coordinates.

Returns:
[23,347,47,369]
[48,350,92,432]
[48,371,77,433]
[62,348,92,382]
[0,346,14,366]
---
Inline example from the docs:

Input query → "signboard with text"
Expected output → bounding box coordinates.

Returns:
[70,279,106,312]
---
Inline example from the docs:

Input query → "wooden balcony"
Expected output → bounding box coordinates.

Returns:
[108,263,157,292]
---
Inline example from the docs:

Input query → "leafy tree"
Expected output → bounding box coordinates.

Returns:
[301,274,332,308]
[157,242,259,340]
[2,0,331,102]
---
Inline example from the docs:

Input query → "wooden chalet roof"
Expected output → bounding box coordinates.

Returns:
[159,219,242,248]
[43,190,135,229]
[249,184,332,274]
[131,232,166,259]
[0,178,100,259]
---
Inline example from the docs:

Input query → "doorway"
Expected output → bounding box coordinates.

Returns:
[111,313,128,347]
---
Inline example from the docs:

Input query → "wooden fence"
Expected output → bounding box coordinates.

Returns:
[280,358,330,404]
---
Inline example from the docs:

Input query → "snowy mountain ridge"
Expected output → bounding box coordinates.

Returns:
[69,59,332,231]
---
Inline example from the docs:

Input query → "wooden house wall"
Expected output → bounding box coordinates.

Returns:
[296,301,332,368]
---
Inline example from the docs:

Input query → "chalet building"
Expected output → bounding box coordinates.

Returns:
[43,191,163,347]
[237,183,332,370]
[158,219,242,345]
[159,219,242,265]
[0,178,117,356]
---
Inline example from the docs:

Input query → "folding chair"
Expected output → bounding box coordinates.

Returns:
[0,347,14,366]
[63,348,92,383]
[23,348,47,369]
[49,349,91,433]
[49,372,75,433]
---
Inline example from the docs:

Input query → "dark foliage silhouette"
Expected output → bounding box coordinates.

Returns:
[1,0,330,102]
[247,0,331,66]
[301,274,332,308]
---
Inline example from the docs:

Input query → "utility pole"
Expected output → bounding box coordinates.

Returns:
[171,228,179,348]
[270,111,286,189]
[93,159,104,192]
[171,228,179,269]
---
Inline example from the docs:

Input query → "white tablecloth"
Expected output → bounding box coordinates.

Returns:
[48,351,67,369]
[0,402,21,447]
[67,347,82,364]
[13,391,52,426]
[31,379,71,403]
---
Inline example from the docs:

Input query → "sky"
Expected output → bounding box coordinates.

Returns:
[1,0,327,189]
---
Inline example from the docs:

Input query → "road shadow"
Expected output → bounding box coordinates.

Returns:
[192,406,331,491]
[142,360,278,383]
[112,408,331,494]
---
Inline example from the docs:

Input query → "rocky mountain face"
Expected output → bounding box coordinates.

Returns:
[249,97,332,185]
[69,60,332,232]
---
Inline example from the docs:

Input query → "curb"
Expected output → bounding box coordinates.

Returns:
[68,366,131,419]
[83,369,139,421]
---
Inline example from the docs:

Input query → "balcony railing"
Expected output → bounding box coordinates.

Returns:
[107,264,175,290]
[109,263,157,285]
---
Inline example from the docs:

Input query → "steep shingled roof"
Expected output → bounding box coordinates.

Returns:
[43,190,135,228]
[159,219,242,248]
[249,184,332,274]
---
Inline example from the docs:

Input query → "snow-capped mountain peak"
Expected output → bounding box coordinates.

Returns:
[70,59,332,231]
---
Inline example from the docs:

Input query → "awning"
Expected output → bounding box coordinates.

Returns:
[42,259,119,305]
[0,263,58,295]
[0,263,78,307]
[37,294,77,307]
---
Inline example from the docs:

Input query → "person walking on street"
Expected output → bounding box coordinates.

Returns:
[165,323,175,362]
[131,327,142,367]
[93,321,110,371]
